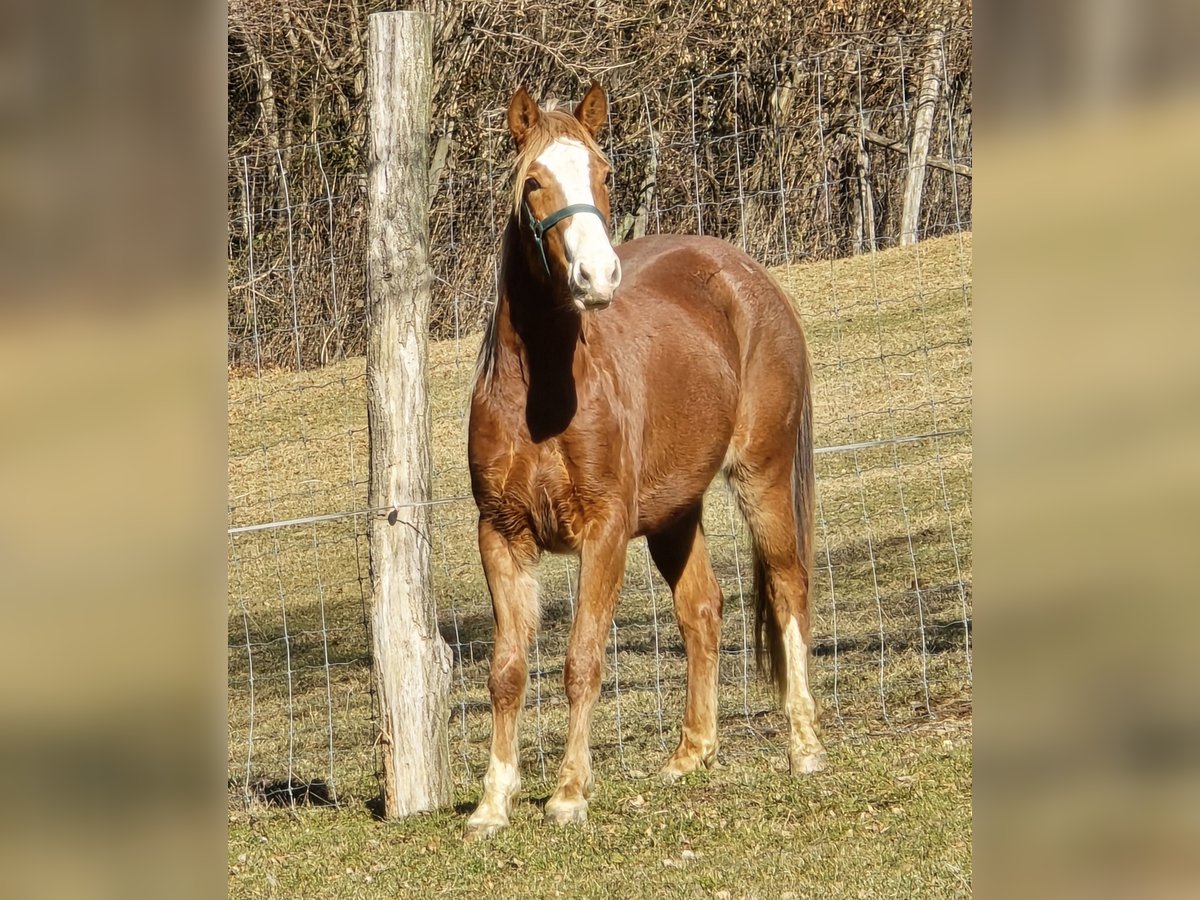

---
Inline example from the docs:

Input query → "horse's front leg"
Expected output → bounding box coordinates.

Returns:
[544,521,628,826]
[465,521,539,840]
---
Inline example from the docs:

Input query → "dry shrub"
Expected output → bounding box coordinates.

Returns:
[228,0,972,370]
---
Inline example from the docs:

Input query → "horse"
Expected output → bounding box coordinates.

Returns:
[464,82,824,839]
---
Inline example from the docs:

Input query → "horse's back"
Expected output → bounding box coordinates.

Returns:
[616,233,752,297]
[617,234,798,322]
[613,233,807,372]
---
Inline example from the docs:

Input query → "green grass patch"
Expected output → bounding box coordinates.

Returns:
[229,727,971,898]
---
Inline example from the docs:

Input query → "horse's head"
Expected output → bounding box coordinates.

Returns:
[508,83,621,311]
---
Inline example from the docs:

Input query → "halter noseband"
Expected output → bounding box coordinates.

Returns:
[523,201,607,277]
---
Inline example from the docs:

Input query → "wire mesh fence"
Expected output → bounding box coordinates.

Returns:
[228,28,971,367]
[227,35,972,809]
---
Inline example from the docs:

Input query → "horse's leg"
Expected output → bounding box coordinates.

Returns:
[730,464,827,776]
[544,522,628,826]
[464,521,539,840]
[647,504,723,783]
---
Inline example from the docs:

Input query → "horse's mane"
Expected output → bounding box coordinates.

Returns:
[473,100,610,393]
[470,229,509,394]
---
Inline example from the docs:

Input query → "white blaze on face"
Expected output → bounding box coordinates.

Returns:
[536,138,622,308]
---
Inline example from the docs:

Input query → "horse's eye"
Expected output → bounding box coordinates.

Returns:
[525,178,540,192]
[604,171,614,187]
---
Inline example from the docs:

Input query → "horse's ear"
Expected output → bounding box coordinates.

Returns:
[573,82,607,137]
[508,86,539,147]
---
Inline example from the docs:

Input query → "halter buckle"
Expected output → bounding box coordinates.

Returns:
[522,202,607,277]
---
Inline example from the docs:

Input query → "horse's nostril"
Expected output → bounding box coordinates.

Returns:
[577,264,593,287]
[610,259,621,284]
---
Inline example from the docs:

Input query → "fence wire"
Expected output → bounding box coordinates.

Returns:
[227,37,972,809]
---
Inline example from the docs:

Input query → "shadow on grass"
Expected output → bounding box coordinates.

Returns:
[812,614,972,658]
[240,776,338,808]
[437,609,493,656]
[227,600,372,679]
[366,795,386,820]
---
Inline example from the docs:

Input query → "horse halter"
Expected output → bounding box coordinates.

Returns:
[523,201,607,277]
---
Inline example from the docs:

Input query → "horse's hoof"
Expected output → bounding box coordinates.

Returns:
[659,763,693,785]
[464,817,507,841]
[464,818,506,841]
[790,751,828,776]
[543,799,587,826]
[659,751,712,784]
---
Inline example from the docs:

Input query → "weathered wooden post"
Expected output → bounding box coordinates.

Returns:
[900,27,945,247]
[365,9,453,817]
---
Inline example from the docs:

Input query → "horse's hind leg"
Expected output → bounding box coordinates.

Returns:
[729,458,827,776]
[465,522,539,840]
[648,503,723,783]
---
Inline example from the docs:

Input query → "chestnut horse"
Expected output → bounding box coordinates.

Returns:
[465,83,824,838]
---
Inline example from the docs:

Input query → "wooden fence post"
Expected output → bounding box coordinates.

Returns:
[365,10,453,818]
[899,27,945,247]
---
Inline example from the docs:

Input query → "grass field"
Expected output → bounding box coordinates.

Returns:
[228,232,972,897]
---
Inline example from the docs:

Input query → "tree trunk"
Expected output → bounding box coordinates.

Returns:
[239,32,280,207]
[616,151,657,244]
[900,27,944,247]
[365,10,453,819]
[857,137,875,254]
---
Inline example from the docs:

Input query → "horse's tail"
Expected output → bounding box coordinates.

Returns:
[752,375,816,699]
[752,556,787,697]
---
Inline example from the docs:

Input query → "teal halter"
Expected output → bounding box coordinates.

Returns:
[523,201,607,277]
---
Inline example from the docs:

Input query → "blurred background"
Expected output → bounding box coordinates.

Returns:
[976,1,1200,897]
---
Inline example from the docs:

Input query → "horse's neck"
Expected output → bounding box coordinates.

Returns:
[493,228,582,387]
[484,227,584,440]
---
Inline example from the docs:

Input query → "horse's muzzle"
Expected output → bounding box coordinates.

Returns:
[580,294,613,311]
[568,256,620,312]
